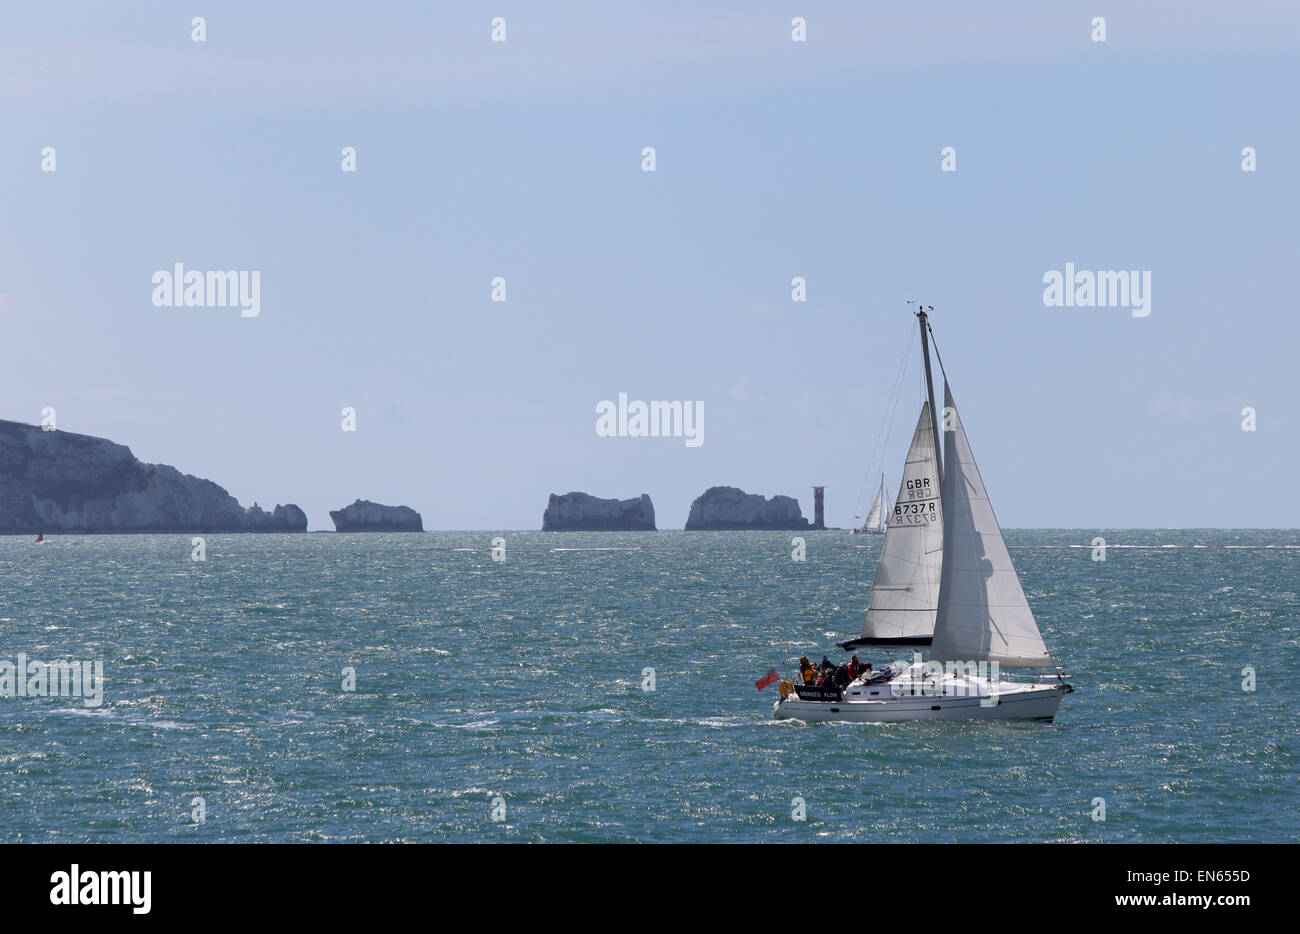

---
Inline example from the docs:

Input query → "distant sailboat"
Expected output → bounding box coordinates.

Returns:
[35,533,44,543]
[849,476,889,535]
[773,308,1072,722]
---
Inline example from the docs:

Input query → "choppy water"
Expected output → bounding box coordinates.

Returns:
[0,529,1295,842]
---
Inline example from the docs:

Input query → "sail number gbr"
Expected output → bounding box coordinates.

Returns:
[894,478,937,524]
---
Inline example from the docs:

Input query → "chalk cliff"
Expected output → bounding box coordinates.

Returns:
[329,499,423,532]
[0,419,307,534]
[684,486,812,530]
[542,492,656,531]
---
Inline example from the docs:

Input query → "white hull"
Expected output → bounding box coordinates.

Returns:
[773,668,1071,723]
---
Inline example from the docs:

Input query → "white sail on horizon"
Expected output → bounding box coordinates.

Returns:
[858,402,944,644]
[929,382,1053,668]
[864,479,885,532]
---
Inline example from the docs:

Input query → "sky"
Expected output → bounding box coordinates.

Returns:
[2,1,1297,529]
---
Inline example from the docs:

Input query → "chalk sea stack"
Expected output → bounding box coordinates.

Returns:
[542,492,656,531]
[329,499,423,532]
[684,486,813,531]
[0,419,306,533]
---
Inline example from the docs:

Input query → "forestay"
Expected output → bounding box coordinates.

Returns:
[929,383,1053,667]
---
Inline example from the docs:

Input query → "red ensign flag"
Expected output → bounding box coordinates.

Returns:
[755,668,779,691]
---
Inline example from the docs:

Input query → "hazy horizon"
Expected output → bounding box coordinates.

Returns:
[4,2,1297,530]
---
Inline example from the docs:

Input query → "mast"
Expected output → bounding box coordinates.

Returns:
[917,306,943,488]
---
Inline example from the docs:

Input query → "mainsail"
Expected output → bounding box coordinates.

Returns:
[849,402,943,646]
[929,383,1053,668]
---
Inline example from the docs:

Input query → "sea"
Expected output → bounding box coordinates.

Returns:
[1,529,1295,843]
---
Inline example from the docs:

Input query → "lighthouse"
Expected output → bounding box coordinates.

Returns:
[812,486,825,530]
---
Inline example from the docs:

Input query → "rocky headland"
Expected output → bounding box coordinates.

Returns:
[684,486,813,530]
[329,499,423,532]
[0,419,306,534]
[542,492,656,531]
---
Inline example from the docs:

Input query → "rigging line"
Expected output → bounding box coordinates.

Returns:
[853,321,915,520]
[876,353,909,497]
[880,323,917,467]
[854,338,911,518]
[856,323,913,511]
[926,320,949,384]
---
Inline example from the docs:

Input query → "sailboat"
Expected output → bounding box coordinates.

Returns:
[773,309,1072,722]
[849,476,889,535]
